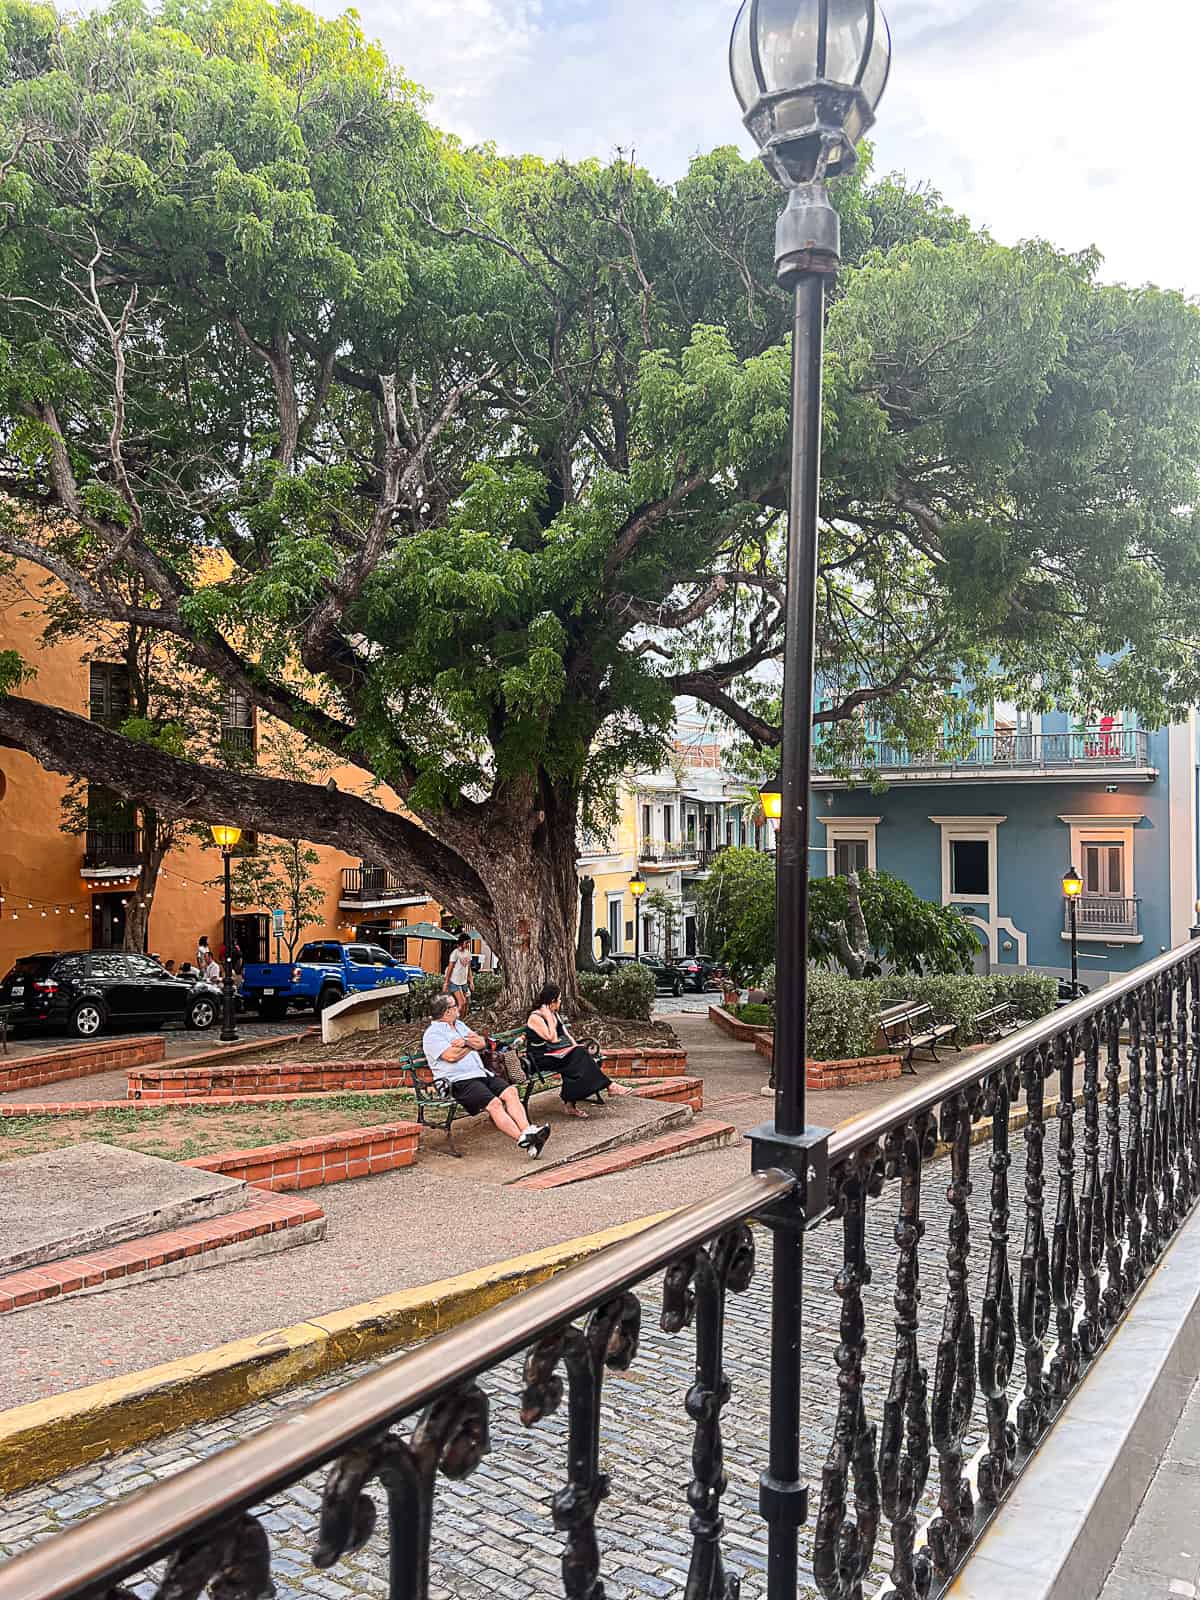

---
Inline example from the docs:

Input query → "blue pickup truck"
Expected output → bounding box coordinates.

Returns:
[241,940,426,1020]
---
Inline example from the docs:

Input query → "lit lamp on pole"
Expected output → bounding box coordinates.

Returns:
[1062,864,1083,1000]
[729,3,890,1594]
[629,873,647,960]
[210,824,242,1043]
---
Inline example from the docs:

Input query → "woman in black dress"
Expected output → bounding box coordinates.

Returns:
[525,983,630,1118]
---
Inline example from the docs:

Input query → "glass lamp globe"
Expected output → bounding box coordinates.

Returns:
[758,775,783,823]
[211,823,243,851]
[730,0,891,186]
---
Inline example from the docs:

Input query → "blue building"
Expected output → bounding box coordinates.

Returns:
[811,709,1199,986]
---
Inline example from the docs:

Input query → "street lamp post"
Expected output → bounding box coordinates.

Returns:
[730,4,890,1594]
[210,824,242,1043]
[629,874,647,960]
[1063,864,1083,999]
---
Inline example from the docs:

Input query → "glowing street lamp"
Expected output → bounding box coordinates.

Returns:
[210,823,243,1041]
[629,874,647,959]
[1063,865,1083,999]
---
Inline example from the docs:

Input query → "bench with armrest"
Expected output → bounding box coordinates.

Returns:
[409,1031,593,1155]
[880,1002,959,1074]
[971,1001,1018,1043]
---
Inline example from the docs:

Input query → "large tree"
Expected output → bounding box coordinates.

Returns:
[1,0,1200,1001]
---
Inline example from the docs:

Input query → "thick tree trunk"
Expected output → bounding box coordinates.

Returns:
[469,773,581,1012]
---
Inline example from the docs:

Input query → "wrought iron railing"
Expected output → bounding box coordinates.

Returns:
[82,826,142,867]
[4,940,1200,1600]
[1065,894,1141,936]
[638,838,701,863]
[219,722,256,757]
[816,726,1153,775]
[341,867,416,901]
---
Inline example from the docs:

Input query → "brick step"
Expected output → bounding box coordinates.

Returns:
[509,1118,738,1190]
[0,1189,325,1315]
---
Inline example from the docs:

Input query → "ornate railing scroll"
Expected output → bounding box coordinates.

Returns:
[812,939,1200,1598]
[0,1175,790,1600]
[6,943,1200,1600]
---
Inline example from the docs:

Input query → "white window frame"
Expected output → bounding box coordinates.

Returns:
[927,815,1028,965]
[816,817,880,876]
[1058,814,1144,944]
[606,892,624,954]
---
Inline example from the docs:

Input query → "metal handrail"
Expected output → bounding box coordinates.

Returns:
[0,1172,792,1600]
[829,938,1187,1165]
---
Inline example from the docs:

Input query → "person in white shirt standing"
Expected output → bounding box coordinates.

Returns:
[422,994,549,1156]
[443,934,475,1014]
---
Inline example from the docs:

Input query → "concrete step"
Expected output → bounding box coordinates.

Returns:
[0,1143,251,1275]
[0,1188,325,1314]
[508,1118,739,1190]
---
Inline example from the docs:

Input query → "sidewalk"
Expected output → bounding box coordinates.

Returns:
[1098,1373,1200,1598]
[0,1013,927,1409]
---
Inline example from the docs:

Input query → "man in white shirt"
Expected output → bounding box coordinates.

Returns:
[422,994,550,1156]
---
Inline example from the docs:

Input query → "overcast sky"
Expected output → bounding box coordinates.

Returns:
[323,0,1198,296]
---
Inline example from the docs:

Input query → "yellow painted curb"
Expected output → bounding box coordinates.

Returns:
[0,1208,676,1496]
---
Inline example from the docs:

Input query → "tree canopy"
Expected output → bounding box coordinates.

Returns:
[1,0,1199,994]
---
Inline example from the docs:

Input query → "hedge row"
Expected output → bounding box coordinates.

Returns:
[781,969,1061,1062]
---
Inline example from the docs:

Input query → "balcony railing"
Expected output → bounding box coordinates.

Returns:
[82,827,142,867]
[1066,894,1140,936]
[7,941,1200,1600]
[817,726,1152,775]
[340,866,416,902]
[638,838,700,863]
[219,723,256,757]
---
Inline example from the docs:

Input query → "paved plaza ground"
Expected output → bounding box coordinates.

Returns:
[0,1062,1097,1600]
[1099,1374,1200,1599]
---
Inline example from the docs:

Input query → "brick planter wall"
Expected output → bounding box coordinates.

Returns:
[627,1076,704,1112]
[750,1030,903,1090]
[708,1005,763,1043]
[0,1035,164,1095]
[181,1120,420,1191]
[129,1047,689,1100]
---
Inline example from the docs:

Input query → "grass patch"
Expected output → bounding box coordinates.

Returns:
[0,1091,418,1163]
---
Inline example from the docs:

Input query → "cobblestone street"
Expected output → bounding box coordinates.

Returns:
[0,1107,1086,1600]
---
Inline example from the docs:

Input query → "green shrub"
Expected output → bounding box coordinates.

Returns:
[735,1003,774,1027]
[578,962,655,1020]
[806,968,881,1061]
[472,970,503,1006]
[874,971,1057,1041]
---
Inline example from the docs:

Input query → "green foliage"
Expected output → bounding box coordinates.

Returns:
[733,1003,773,1027]
[697,847,776,984]
[875,972,1058,1040]
[578,962,655,1021]
[472,970,503,1006]
[805,969,881,1062]
[0,648,30,692]
[809,870,981,976]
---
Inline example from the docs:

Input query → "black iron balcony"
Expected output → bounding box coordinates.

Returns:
[340,866,417,904]
[7,942,1200,1600]
[219,723,256,757]
[816,726,1153,780]
[639,838,700,864]
[82,827,142,867]
[1065,894,1140,936]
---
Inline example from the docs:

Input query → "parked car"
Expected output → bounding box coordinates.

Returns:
[241,940,425,1019]
[0,951,221,1038]
[673,954,725,993]
[605,953,684,997]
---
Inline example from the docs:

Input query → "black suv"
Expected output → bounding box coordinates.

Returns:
[605,953,684,997]
[673,955,724,993]
[0,951,221,1039]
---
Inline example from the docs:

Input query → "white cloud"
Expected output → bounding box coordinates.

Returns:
[340,0,1200,295]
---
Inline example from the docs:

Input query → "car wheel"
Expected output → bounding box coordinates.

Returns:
[317,986,342,1014]
[69,1000,105,1039]
[187,997,217,1030]
[672,978,683,997]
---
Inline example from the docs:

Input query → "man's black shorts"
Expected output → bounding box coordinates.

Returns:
[449,1073,509,1115]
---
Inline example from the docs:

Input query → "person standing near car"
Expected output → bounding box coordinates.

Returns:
[203,953,222,985]
[443,934,474,1014]
[197,934,211,972]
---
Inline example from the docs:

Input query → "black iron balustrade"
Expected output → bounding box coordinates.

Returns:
[341,867,416,902]
[82,826,143,867]
[6,942,1200,1600]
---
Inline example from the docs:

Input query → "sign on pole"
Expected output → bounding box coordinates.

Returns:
[271,909,286,936]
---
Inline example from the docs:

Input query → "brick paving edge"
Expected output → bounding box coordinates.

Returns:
[0,1206,678,1497]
